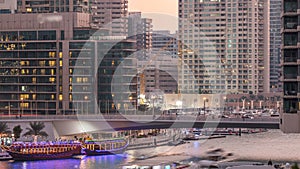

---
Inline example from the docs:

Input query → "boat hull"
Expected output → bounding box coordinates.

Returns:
[6,146,81,161]
[83,139,128,156]
[84,148,125,156]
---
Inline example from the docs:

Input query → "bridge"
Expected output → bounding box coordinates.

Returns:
[0,115,280,136]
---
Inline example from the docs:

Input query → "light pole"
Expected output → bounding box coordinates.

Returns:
[203,97,208,115]
[84,96,88,114]
[223,96,227,112]
[151,94,156,118]
[8,101,11,117]
[128,96,133,115]
[20,97,23,116]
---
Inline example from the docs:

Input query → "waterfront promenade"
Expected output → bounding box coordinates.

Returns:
[126,129,300,164]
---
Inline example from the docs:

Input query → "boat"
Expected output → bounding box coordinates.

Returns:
[0,142,82,161]
[82,139,128,156]
[0,152,12,161]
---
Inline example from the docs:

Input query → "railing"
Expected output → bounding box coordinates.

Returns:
[0,114,279,123]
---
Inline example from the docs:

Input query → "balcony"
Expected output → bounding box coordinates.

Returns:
[284,73,297,80]
[284,90,297,96]
[284,57,297,63]
[285,22,297,29]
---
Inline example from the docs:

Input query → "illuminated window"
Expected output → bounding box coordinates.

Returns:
[69,94,73,101]
[69,69,73,74]
[32,94,36,100]
[82,77,88,83]
[69,86,72,92]
[49,61,56,66]
[33,69,36,74]
[59,94,63,101]
[51,69,55,75]
[51,95,55,100]
[76,77,82,83]
[59,60,63,67]
[41,69,45,75]
[21,69,25,75]
[69,77,72,83]
[69,52,72,57]
[49,52,56,58]
[26,8,32,12]
[32,77,36,83]
[20,94,29,99]
[21,86,27,92]
[59,52,63,58]
[21,102,29,108]
[112,60,115,66]
[59,86,62,92]
[39,61,46,66]
[49,77,55,83]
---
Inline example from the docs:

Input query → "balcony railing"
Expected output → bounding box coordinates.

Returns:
[284,73,297,79]
[284,57,297,62]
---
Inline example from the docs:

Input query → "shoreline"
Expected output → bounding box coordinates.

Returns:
[126,130,300,165]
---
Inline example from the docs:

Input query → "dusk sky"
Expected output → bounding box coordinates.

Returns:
[129,0,178,33]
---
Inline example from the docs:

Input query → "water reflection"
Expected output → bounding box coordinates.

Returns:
[0,155,126,169]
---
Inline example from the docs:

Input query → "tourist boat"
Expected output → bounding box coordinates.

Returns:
[82,139,128,156]
[0,142,82,161]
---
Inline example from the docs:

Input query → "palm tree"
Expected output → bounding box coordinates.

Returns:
[13,125,23,141]
[0,122,11,137]
[23,122,48,142]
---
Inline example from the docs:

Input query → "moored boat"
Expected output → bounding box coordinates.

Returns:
[82,139,128,156]
[1,142,82,161]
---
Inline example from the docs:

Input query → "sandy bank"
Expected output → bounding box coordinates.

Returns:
[127,130,300,163]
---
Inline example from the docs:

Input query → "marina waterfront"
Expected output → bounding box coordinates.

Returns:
[0,155,127,169]
[1,130,300,168]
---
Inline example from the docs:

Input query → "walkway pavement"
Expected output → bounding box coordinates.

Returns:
[127,134,177,150]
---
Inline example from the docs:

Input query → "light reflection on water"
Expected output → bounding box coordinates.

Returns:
[0,154,127,169]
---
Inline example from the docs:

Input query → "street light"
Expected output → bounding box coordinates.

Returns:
[84,96,88,114]
[203,97,208,115]
[151,94,157,118]
[223,96,227,112]
[20,97,24,116]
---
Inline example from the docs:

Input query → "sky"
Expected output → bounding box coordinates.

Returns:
[128,0,178,33]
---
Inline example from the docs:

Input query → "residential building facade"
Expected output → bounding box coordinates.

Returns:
[0,0,137,115]
[128,12,152,59]
[91,0,128,35]
[280,0,300,133]
[270,0,282,92]
[178,0,270,95]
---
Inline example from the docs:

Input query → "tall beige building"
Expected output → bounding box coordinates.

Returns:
[178,0,270,95]
[91,0,128,35]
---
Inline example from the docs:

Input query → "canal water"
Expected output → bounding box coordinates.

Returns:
[0,155,127,169]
